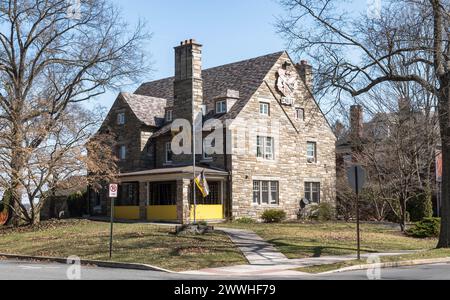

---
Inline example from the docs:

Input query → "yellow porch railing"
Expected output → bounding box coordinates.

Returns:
[147,205,178,221]
[190,205,224,221]
[114,206,140,220]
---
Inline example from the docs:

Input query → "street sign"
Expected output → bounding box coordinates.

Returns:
[347,165,366,194]
[347,164,367,261]
[109,184,118,198]
[108,183,118,259]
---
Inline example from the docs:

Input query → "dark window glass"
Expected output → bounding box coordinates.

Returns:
[305,182,321,204]
[261,181,269,204]
[117,182,139,206]
[270,181,279,205]
[190,182,221,205]
[150,182,176,206]
[253,181,261,204]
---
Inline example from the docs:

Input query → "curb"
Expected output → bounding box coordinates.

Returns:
[319,257,450,275]
[0,253,174,273]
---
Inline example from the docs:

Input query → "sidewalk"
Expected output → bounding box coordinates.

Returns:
[180,227,417,276]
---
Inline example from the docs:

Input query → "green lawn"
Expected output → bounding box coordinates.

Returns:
[0,220,246,272]
[219,222,438,259]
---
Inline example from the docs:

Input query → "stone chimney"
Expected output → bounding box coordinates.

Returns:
[350,105,364,142]
[398,97,411,116]
[296,60,313,91]
[173,39,203,125]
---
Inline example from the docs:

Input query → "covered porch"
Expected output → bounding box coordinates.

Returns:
[111,166,229,224]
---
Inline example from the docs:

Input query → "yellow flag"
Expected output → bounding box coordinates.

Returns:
[195,170,210,198]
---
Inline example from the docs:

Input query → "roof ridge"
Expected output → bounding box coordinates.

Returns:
[138,51,285,87]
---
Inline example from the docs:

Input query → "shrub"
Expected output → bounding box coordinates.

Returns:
[308,203,336,221]
[317,203,336,221]
[261,209,287,223]
[197,221,208,227]
[234,217,256,224]
[407,218,441,238]
[407,189,434,222]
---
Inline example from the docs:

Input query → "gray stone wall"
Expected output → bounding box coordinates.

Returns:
[229,53,336,220]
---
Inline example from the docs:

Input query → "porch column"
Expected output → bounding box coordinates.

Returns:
[139,182,148,221]
[177,179,191,224]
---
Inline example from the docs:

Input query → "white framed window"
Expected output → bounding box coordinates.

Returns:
[165,110,173,122]
[307,142,317,163]
[165,142,173,163]
[257,136,274,160]
[296,108,305,120]
[305,182,320,203]
[253,181,279,205]
[117,112,126,125]
[118,145,126,160]
[260,102,270,116]
[216,100,227,114]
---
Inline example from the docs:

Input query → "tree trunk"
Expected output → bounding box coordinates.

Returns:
[400,197,407,232]
[438,78,450,248]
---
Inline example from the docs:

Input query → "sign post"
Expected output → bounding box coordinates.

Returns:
[347,165,366,260]
[108,184,118,259]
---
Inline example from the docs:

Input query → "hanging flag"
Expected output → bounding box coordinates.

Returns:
[195,170,210,198]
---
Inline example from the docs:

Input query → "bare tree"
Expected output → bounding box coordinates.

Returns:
[278,0,450,247]
[0,0,149,225]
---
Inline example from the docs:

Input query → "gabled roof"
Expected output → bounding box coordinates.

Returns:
[135,51,286,120]
[120,92,167,127]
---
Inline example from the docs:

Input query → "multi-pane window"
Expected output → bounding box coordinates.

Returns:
[253,181,279,205]
[118,145,126,160]
[165,142,173,163]
[305,182,321,204]
[260,102,270,116]
[191,182,221,205]
[253,181,261,205]
[307,142,317,163]
[216,100,227,114]
[257,136,274,160]
[150,182,176,205]
[117,182,139,206]
[165,110,173,122]
[117,112,126,125]
[296,108,305,120]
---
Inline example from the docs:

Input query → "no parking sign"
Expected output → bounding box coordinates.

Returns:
[109,184,118,198]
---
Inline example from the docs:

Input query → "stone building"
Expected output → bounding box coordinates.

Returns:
[91,39,336,223]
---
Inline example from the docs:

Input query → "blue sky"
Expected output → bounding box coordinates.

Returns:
[91,0,367,110]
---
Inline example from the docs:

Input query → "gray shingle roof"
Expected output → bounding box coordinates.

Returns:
[135,51,285,119]
[120,92,167,127]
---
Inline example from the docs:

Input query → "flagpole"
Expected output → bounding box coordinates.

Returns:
[193,108,197,225]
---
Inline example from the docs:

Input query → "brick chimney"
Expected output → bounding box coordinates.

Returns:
[173,39,203,125]
[350,105,364,142]
[296,60,313,91]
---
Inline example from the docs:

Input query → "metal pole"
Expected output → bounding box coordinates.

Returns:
[355,166,361,261]
[109,197,114,259]
[193,110,197,225]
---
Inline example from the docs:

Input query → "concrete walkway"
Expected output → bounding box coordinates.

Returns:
[218,227,288,265]
[180,227,418,276]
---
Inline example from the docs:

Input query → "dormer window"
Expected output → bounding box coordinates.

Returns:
[117,112,126,125]
[216,100,227,114]
[166,110,173,122]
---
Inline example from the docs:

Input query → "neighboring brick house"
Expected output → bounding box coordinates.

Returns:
[91,39,336,223]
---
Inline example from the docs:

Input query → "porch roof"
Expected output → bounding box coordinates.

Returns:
[118,166,229,181]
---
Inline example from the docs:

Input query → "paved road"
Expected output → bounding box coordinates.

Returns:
[1,259,450,280]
